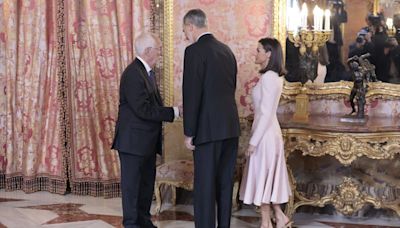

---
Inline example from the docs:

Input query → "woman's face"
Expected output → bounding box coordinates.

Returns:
[255,43,270,67]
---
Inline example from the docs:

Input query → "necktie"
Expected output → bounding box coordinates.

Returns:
[149,69,163,104]
[149,70,157,88]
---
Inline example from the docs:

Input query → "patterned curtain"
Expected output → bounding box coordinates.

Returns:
[64,0,151,197]
[0,0,67,193]
[0,0,152,196]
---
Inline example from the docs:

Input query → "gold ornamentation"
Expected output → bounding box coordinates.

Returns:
[280,80,400,103]
[154,180,193,214]
[288,30,332,55]
[292,87,309,122]
[290,177,400,216]
[292,178,399,216]
[283,129,400,166]
[273,0,287,55]
[332,178,370,215]
[373,0,380,15]
[282,128,400,217]
[272,0,400,101]
[56,0,70,194]
[154,177,242,214]
[280,81,352,106]
[163,0,174,106]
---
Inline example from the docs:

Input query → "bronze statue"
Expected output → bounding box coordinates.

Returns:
[346,53,376,119]
[357,53,378,82]
[348,60,366,118]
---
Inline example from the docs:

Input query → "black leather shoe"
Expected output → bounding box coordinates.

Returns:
[139,221,157,228]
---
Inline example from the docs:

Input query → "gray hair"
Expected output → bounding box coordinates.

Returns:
[134,32,159,56]
[183,9,207,28]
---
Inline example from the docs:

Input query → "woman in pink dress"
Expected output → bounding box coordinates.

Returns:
[240,38,292,228]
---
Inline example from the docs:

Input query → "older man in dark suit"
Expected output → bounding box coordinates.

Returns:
[112,33,179,228]
[182,9,241,228]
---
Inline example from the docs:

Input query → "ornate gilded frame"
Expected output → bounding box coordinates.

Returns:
[162,0,174,106]
[272,0,400,102]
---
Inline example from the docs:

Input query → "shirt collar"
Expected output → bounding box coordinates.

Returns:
[197,32,212,42]
[137,56,152,74]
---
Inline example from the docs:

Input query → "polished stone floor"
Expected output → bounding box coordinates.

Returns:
[0,190,399,227]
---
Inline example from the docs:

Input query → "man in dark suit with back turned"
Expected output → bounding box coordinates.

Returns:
[112,32,179,228]
[182,9,241,228]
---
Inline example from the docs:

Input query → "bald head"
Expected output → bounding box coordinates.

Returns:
[135,33,160,56]
[135,32,162,68]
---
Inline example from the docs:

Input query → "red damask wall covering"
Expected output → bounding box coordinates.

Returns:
[173,0,274,117]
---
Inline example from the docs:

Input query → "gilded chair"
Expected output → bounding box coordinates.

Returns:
[154,119,250,214]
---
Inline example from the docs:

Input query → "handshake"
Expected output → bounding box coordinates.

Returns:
[174,104,184,119]
[172,105,195,150]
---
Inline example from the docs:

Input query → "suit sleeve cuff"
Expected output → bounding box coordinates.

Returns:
[173,107,179,119]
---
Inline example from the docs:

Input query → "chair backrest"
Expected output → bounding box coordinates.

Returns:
[163,121,192,163]
[163,118,252,163]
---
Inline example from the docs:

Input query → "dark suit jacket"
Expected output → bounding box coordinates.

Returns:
[112,58,174,156]
[183,34,240,145]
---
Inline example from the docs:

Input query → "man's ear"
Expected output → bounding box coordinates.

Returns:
[187,23,194,32]
[143,47,152,56]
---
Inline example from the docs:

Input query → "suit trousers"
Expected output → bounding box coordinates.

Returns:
[118,151,156,228]
[193,137,238,228]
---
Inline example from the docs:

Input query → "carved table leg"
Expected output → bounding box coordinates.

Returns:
[286,194,295,219]
[171,185,177,206]
[155,182,162,214]
[232,180,240,211]
[284,151,297,219]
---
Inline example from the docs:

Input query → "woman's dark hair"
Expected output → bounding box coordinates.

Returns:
[258,37,286,76]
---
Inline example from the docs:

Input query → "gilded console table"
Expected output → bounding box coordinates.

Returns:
[279,114,400,217]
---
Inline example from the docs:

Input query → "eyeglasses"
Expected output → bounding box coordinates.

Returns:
[152,46,162,52]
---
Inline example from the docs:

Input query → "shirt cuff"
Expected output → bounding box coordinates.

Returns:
[173,107,179,119]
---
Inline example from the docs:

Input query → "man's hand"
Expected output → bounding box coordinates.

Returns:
[184,136,195,151]
[365,32,372,42]
[246,144,256,157]
[178,104,183,118]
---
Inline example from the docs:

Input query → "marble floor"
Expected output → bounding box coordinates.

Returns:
[0,190,399,227]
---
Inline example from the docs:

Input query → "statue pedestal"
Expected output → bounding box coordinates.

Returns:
[292,87,309,123]
[339,115,368,124]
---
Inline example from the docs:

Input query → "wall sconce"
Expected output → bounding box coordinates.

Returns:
[287,3,333,122]
[386,18,396,37]
[287,3,332,55]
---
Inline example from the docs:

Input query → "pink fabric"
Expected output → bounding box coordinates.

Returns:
[64,0,150,196]
[240,71,291,205]
[172,0,274,117]
[0,0,66,193]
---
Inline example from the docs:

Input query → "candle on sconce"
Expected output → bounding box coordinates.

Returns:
[313,5,318,30]
[313,5,323,30]
[291,5,301,32]
[319,7,324,30]
[324,9,331,30]
[287,7,292,31]
[386,18,393,30]
[301,3,308,29]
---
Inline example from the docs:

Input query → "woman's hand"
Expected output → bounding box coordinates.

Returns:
[246,144,256,157]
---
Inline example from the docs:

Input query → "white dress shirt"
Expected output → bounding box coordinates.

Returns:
[197,32,212,42]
